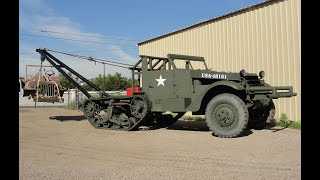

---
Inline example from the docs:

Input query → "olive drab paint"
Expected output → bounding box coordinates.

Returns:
[135,54,296,113]
[37,49,297,138]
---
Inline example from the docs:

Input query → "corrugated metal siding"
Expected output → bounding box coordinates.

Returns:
[139,0,301,121]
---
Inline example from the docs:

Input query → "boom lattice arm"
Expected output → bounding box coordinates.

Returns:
[36,48,109,98]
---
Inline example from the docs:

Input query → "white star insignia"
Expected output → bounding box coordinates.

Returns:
[156,75,166,86]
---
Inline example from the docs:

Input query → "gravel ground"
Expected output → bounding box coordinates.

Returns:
[19,107,301,180]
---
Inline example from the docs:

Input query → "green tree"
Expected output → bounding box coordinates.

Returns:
[103,73,126,91]
[60,72,139,91]
[81,80,95,91]
[127,76,139,87]
[79,73,138,91]
[59,72,75,89]
[94,75,108,90]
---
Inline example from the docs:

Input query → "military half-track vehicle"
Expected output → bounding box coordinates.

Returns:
[36,49,297,138]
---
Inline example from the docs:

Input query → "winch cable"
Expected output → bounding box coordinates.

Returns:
[33,48,139,104]
[45,49,134,69]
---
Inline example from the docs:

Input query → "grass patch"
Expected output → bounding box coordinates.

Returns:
[270,113,301,130]
[277,113,292,127]
[287,121,301,129]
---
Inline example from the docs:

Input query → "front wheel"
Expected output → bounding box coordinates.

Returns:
[205,93,249,138]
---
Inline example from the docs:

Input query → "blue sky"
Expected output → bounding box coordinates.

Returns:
[19,0,264,78]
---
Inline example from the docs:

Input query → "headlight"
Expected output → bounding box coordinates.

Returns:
[240,69,246,77]
[259,70,265,79]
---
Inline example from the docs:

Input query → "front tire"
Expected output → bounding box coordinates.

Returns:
[205,93,249,138]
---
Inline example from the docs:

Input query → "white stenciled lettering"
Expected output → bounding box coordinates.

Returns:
[202,73,208,78]
[201,73,227,79]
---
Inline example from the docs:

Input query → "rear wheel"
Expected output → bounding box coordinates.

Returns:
[83,100,103,128]
[205,93,249,138]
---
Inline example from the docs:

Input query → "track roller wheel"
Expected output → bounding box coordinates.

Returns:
[121,117,137,130]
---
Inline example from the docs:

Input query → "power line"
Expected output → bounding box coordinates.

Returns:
[19,48,128,55]
[20,53,36,54]
[20,33,138,48]
[22,27,138,40]
[26,28,139,42]
[46,49,133,68]
[20,51,135,69]
[68,48,124,53]
[22,48,135,69]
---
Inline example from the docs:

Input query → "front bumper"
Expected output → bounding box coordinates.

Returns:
[248,86,297,99]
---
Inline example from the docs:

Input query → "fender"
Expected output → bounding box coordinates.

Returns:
[186,81,245,111]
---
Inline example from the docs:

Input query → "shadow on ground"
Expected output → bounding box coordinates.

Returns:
[237,128,253,137]
[167,120,210,131]
[165,120,253,137]
[49,115,87,121]
[136,120,255,137]
[264,125,288,132]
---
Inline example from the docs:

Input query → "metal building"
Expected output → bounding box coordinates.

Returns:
[138,0,301,121]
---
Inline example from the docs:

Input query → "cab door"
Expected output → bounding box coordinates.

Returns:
[142,70,175,100]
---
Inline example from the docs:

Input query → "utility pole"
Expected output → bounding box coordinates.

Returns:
[103,63,106,77]
[75,77,79,110]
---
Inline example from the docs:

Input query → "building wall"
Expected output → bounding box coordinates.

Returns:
[139,0,301,121]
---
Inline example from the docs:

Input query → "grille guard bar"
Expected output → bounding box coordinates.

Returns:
[249,86,297,99]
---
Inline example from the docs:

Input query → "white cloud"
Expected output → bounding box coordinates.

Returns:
[107,45,136,64]
[19,0,54,15]
[19,0,137,78]
[19,41,132,78]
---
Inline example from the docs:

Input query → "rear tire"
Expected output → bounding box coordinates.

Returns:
[205,93,249,138]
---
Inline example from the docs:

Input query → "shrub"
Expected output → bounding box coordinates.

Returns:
[271,113,301,130]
